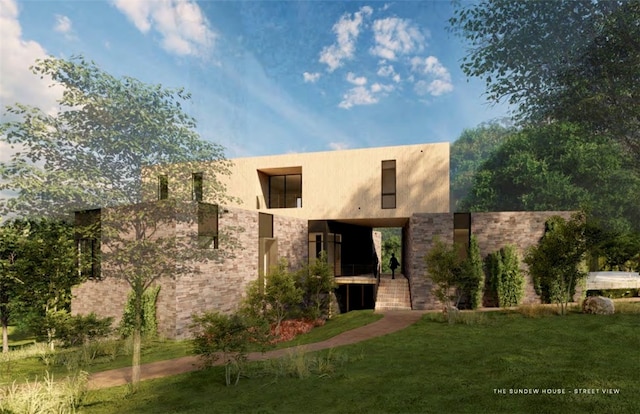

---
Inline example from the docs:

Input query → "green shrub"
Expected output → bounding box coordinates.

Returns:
[119,285,160,338]
[295,252,336,320]
[425,237,486,313]
[55,313,113,347]
[464,236,485,309]
[486,245,525,307]
[525,213,588,315]
[425,237,462,313]
[191,311,270,386]
[242,260,303,335]
[587,289,639,299]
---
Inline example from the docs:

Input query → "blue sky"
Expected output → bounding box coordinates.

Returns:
[1,0,510,159]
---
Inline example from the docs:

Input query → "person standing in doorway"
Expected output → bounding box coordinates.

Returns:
[389,253,400,279]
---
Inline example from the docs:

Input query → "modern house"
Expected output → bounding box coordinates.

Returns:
[71,143,573,339]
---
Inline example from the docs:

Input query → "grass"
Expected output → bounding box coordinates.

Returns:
[80,302,640,414]
[1,309,381,387]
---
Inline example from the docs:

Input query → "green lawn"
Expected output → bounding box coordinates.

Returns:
[80,305,640,414]
[1,310,381,387]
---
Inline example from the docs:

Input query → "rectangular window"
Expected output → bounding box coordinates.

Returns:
[158,175,168,200]
[259,213,274,238]
[198,203,219,249]
[75,209,101,279]
[192,172,203,202]
[269,174,302,208]
[381,160,396,209]
[454,213,471,259]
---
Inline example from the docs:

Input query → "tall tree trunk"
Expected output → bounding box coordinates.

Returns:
[131,291,143,391]
[2,320,8,353]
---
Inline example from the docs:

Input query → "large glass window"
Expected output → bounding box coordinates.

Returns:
[158,175,168,200]
[269,174,302,208]
[381,160,396,209]
[192,172,203,202]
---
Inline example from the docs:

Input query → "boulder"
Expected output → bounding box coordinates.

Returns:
[582,296,615,315]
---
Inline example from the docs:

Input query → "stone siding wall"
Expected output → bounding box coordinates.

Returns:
[406,213,453,310]
[471,211,577,305]
[72,205,309,339]
[274,214,309,270]
[172,207,261,338]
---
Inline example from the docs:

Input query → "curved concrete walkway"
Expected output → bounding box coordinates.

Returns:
[87,310,425,390]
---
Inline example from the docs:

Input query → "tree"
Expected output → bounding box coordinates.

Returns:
[0,219,79,352]
[0,222,25,353]
[450,1,640,164]
[1,56,234,390]
[1,56,232,218]
[14,219,78,350]
[524,213,588,315]
[424,237,463,314]
[461,123,640,234]
[450,120,513,211]
[243,260,303,336]
[296,252,336,320]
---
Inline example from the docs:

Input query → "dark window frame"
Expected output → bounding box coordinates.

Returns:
[268,173,302,209]
[158,175,169,200]
[192,172,203,202]
[198,203,219,249]
[381,160,396,209]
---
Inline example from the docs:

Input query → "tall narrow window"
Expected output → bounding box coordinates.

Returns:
[381,160,396,209]
[198,203,219,249]
[192,172,203,202]
[454,213,471,259]
[158,175,168,200]
[75,209,101,279]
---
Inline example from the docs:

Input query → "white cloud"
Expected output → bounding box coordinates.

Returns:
[370,83,394,94]
[338,82,394,109]
[319,6,372,72]
[303,72,321,83]
[338,86,377,109]
[411,56,449,79]
[0,0,62,116]
[414,79,453,97]
[377,64,401,83]
[111,0,215,58]
[54,14,72,34]
[410,56,453,96]
[346,72,367,86]
[370,17,425,60]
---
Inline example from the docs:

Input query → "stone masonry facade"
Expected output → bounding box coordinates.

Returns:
[406,213,453,310]
[405,211,581,310]
[72,205,308,339]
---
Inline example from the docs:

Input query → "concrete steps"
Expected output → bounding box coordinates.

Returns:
[375,275,412,311]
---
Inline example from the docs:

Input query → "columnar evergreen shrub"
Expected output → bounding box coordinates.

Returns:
[486,245,525,307]
[119,286,160,338]
[295,252,336,320]
[466,236,485,309]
